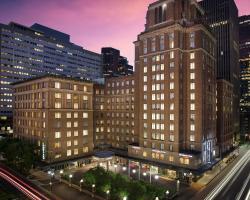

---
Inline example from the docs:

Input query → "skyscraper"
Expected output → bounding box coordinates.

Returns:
[199,0,240,136]
[0,22,103,132]
[129,0,217,173]
[102,47,133,77]
[239,15,250,140]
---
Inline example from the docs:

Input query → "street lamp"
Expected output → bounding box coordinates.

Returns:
[123,196,127,200]
[132,169,136,174]
[143,172,147,176]
[49,181,52,191]
[176,180,180,194]
[155,197,159,200]
[114,164,118,173]
[92,184,96,197]
[60,170,63,182]
[106,190,110,200]
[154,175,159,180]
[165,190,170,199]
[80,179,84,191]
[122,166,127,171]
[69,174,73,187]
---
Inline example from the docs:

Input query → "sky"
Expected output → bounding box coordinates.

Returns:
[0,0,249,65]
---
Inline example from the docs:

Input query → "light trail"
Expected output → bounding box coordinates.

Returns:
[0,167,50,200]
[245,189,250,200]
[236,173,250,200]
[205,150,250,200]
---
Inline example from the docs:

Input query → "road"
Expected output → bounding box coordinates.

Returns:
[0,163,53,200]
[204,149,250,200]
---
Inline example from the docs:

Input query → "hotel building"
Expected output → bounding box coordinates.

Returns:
[13,75,94,162]
[129,0,217,170]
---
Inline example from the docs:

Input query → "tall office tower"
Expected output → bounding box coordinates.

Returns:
[0,22,102,132]
[199,0,240,135]
[13,75,94,163]
[102,47,133,77]
[129,0,217,174]
[239,15,250,140]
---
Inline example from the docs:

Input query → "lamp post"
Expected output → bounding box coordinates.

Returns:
[154,175,159,185]
[92,184,96,198]
[49,181,52,191]
[123,196,127,200]
[165,190,170,199]
[114,164,118,173]
[106,190,110,200]
[60,170,63,182]
[155,197,159,200]
[69,174,73,187]
[176,180,180,194]
[80,179,83,191]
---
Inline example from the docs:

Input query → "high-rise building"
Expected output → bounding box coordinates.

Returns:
[129,0,217,172]
[0,22,103,132]
[239,15,250,140]
[102,47,133,77]
[13,75,94,163]
[199,0,240,136]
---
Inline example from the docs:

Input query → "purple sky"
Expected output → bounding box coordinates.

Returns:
[0,0,249,65]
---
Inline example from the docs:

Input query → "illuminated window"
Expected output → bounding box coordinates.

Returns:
[190,52,195,59]
[55,132,61,139]
[55,112,61,119]
[55,102,61,109]
[143,151,147,157]
[67,112,72,118]
[190,62,195,69]
[191,93,195,100]
[67,141,72,147]
[67,94,71,100]
[67,122,72,128]
[67,131,71,137]
[67,150,72,156]
[55,82,61,89]
[190,124,195,131]
[83,112,88,118]
[170,51,174,59]
[190,135,195,141]
[190,83,195,90]
[55,93,61,98]
[190,104,195,111]
[83,130,88,136]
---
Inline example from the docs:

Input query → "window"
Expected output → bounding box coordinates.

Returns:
[66,112,71,118]
[143,39,147,54]
[170,82,174,90]
[83,95,88,101]
[169,156,174,162]
[143,113,147,120]
[73,103,78,109]
[169,33,174,48]
[144,76,147,82]
[74,131,78,137]
[83,130,88,136]
[83,147,89,153]
[190,124,195,131]
[74,140,78,146]
[170,51,174,59]
[190,135,195,142]
[55,132,61,139]
[55,102,61,109]
[55,93,61,98]
[170,114,174,121]
[190,62,195,69]
[170,135,175,142]
[190,83,195,90]
[144,67,147,73]
[83,112,88,118]
[54,142,61,148]
[191,93,195,100]
[67,94,71,100]
[67,131,71,137]
[55,112,61,119]
[160,35,165,50]
[151,37,156,52]
[170,125,174,131]
[73,121,78,127]
[144,85,147,92]
[190,52,195,59]
[143,151,147,157]
[143,104,147,110]
[170,62,174,68]
[190,104,195,111]
[55,82,61,89]
[190,73,195,79]
[73,85,78,91]
[74,149,78,155]
[67,141,72,147]
[67,122,72,128]
[170,103,174,110]
[190,32,195,48]
[74,112,78,118]
[67,150,72,156]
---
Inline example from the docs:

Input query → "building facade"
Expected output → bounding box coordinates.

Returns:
[94,76,137,150]
[102,47,133,77]
[129,0,217,170]
[13,75,94,162]
[239,15,250,141]
[0,22,102,132]
[199,0,240,136]
[216,79,234,155]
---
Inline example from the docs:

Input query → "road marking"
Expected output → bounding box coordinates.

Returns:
[245,189,250,200]
[236,173,250,200]
[204,150,250,200]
